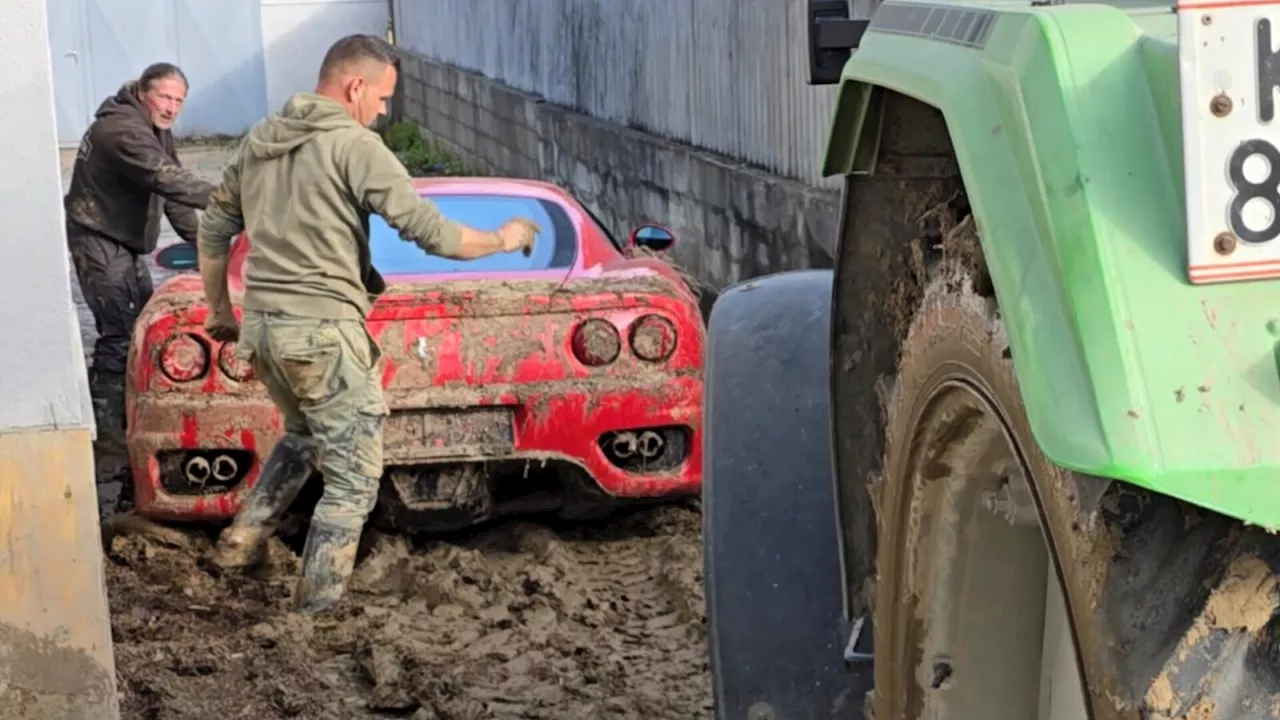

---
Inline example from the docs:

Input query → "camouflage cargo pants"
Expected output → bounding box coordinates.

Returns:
[237,310,389,530]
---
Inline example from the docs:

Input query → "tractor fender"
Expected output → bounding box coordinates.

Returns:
[703,269,871,720]
[822,5,1280,529]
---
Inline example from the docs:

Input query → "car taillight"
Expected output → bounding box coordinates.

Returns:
[571,318,621,366]
[217,342,254,382]
[158,334,210,383]
[629,314,677,362]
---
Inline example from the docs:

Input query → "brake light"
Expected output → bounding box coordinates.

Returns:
[629,314,677,362]
[571,318,621,366]
[217,342,254,382]
[158,334,210,383]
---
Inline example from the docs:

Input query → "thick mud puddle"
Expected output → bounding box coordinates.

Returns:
[105,503,711,719]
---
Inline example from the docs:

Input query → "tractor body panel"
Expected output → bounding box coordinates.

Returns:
[823,0,1280,529]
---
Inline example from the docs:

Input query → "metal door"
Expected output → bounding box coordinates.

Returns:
[82,0,179,110]
[47,0,93,146]
[173,0,269,136]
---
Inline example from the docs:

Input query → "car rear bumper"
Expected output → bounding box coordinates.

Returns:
[126,376,702,523]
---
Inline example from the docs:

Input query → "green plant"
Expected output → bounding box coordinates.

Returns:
[382,120,424,154]
[380,120,467,176]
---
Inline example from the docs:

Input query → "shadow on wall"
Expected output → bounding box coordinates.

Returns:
[390,52,840,290]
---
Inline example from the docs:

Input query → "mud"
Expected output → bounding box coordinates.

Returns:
[577,320,622,363]
[106,503,711,719]
[626,246,714,301]
[1201,554,1278,633]
[378,276,679,317]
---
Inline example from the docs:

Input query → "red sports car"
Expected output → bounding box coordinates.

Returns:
[125,177,704,532]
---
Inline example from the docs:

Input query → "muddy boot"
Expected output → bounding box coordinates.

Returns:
[211,435,318,569]
[293,520,362,615]
[88,369,127,458]
[114,464,135,512]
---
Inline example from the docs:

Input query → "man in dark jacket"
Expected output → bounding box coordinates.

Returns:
[64,62,216,490]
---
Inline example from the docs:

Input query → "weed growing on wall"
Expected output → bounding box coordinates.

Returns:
[381,120,467,176]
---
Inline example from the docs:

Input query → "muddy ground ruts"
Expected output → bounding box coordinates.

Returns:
[104,502,711,719]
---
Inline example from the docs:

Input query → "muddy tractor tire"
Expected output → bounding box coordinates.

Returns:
[703,269,871,720]
[874,258,1280,720]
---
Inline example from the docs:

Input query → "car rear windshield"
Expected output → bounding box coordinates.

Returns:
[369,194,577,274]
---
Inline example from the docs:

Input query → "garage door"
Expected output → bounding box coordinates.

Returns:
[47,0,269,145]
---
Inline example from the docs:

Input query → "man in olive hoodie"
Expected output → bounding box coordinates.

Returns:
[197,35,538,614]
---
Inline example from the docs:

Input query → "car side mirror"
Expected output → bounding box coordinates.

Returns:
[155,242,199,271]
[629,225,675,252]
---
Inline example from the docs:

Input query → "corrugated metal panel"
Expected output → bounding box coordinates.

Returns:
[394,0,841,188]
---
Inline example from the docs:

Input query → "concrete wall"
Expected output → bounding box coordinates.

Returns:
[0,2,119,717]
[393,51,841,288]
[1,0,94,431]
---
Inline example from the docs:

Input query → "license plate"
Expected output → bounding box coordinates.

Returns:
[382,407,514,463]
[1180,0,1280,283]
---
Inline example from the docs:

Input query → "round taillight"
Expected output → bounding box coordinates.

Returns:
[159,334,209,383]
[217,342,254,382]
[571,319,621,366]
[629,314,677,362]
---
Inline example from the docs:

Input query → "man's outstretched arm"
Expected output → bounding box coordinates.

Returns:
[342,133,538,258]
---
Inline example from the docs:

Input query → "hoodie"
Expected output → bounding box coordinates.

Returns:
[63,82,214,252]
[198,93,464,321]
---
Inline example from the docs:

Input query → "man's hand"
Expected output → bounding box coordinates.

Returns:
[496,218,541,254]
[206,309,239,343]
[453,218,543,259]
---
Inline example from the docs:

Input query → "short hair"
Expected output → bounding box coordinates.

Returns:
[139,62,188,92]
[318,34,396,82]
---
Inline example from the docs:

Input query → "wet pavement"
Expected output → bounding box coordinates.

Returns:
[60,142,238,366]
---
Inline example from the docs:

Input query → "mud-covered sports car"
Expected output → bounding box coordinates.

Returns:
[125,177,704,532]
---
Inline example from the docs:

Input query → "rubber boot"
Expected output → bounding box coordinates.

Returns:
[88,369,130,519]
[114,464,135,513]
[211,434,318,569]
[293,520,363,615]
[88,369,127,458]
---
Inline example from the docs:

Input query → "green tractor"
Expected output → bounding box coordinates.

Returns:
[702,0,1280,717]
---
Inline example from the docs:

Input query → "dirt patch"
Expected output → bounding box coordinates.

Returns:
[1202,554,1278,632]
[106,503,711,719]
[576,320,622,364]
[626,247,715,305]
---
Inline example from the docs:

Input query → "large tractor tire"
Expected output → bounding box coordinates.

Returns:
[874,256,1280,720]
[703,270,872,719]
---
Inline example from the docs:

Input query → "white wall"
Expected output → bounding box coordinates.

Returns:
[0,0,94,431]
[49,0,390,145]
[260,0,391,114]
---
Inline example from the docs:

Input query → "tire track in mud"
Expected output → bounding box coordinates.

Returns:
[105,502,711,720]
